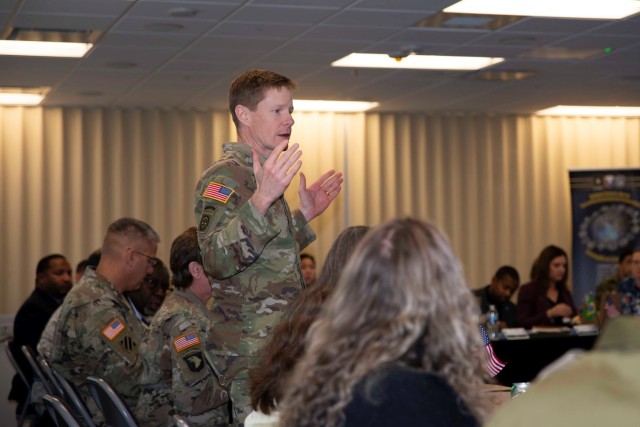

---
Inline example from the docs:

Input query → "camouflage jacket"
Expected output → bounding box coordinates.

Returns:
[595,273,622,310]
[194,142,315,406]
[136,289,229,427]
[50,267,145,414]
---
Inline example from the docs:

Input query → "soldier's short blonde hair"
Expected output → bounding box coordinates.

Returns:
[228,69,295,128]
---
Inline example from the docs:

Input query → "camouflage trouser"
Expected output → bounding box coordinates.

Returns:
[230,379,253,426]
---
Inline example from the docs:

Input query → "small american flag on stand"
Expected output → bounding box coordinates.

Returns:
[479,324,506,377]
[604,298,620,319]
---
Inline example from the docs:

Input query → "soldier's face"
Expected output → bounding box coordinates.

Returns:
[620,254,633,277]
[38,257,72,298]
[632,252,640,282]
[128,243,158,292]
[143,267,168,315]
[128,269,167,316]
[243,86,294,157]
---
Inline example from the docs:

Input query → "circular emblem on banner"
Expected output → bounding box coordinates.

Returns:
[578,204,640,253]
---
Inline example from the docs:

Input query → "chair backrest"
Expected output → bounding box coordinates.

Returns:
[43,394,82,427]
[39,355,66,397]
[5,340,29,388]
[52,369,96,427]
[21,344,54,395]
[86,376,137,427]
[172,414,192,427]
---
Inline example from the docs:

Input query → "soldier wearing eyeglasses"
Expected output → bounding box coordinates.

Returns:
[51,217,160,421]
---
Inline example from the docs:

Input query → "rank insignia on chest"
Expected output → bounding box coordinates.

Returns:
[203,181,233,203]
[174,331,201,352]
[102,317,126,341]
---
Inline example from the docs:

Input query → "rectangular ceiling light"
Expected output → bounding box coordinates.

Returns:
[0,92,44,106]
[0,40,92,57]
[536,106,640,117]
[444,0,640,19]
[332,53,503,71]
[295,100,379,112]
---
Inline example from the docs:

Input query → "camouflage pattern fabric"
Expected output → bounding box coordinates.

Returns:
[37,305,62,359]
[194,142,316,423]
[136,289,229,427]
[50,267,145,418]
[595,273,621,310]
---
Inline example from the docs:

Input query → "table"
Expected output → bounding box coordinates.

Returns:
[492,332,597,386]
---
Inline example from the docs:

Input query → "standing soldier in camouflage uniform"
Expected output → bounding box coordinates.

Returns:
[194,69,343,423]
[51,217,160,419]
[137,227,230,426]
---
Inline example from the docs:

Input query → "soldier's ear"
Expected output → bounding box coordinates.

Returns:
[235,104,250,126]
[125,247,136,267]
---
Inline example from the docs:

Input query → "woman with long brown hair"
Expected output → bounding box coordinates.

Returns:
[517,245,576,328]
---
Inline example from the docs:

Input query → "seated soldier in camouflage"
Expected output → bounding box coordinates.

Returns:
[51,217,159,417]
[136,227,229,426]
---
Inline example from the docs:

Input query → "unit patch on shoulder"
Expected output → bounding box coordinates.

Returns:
[102,317,125,341]
[184,352,205,372]
[174,331,201,352]
[120,334,137,352]
[203,182,234,203]
[199,207,215,231]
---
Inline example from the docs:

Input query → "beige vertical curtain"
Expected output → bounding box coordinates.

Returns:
[1,106,639,313]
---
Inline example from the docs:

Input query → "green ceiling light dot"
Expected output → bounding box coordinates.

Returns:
[604,47,613,53]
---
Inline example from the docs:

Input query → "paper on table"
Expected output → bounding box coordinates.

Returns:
[573,324,599,335]
[530,326,572,334]
[502,327,530,340]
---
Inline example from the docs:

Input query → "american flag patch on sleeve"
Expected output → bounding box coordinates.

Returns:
[203,182,233,203]
[174,331,201,352]
[102,318,125,341]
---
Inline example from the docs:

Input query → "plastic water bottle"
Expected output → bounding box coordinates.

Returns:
[486,304,499,340]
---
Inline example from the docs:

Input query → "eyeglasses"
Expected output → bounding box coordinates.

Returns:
[132,250,158,267]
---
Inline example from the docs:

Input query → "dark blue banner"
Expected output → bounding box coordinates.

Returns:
[569,169,640,307]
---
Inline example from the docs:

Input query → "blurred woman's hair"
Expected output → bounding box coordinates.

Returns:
[279,218,489,426]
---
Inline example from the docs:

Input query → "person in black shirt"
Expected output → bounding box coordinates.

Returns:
[8,254,72,417]
[473,266,520,328]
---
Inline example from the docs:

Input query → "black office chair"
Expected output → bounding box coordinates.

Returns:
[43,394,82,427]
[5,340,34,427]
[86,376,137,427]
[52,369,96,427]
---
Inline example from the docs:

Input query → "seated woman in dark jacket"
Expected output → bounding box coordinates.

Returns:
[517,245,577,328]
